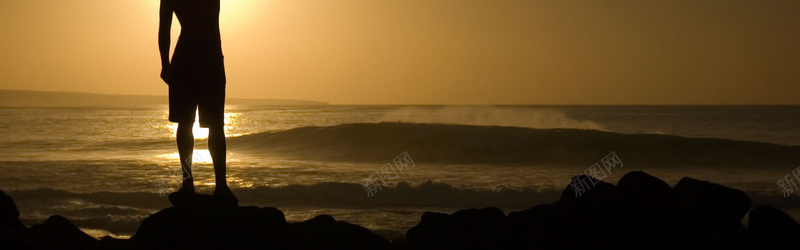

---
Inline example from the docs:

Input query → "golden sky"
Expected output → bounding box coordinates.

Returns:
[1,0,798,104]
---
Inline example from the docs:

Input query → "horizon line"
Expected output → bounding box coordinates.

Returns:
[2,88,799,106]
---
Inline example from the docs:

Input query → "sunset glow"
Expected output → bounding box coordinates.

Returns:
[2,1,800,246]
[2,0,797,104]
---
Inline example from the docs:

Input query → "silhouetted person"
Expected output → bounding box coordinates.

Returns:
[158,0,236,203]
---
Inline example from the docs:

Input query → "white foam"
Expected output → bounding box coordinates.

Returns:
[378,106,604,130]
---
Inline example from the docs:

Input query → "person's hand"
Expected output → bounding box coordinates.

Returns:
[160,65,174,85]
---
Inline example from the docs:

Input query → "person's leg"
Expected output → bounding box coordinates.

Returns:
[176,121,195,193]
[199,51,234,201]
[207,124,227,188]
[208,123,236,201]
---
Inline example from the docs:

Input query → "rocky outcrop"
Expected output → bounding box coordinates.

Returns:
[2,171,799,249]
[1,190,94,249]
[128,194,392,250]
[412,171,797,249]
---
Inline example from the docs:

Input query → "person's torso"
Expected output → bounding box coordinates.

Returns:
[172,0,221,41]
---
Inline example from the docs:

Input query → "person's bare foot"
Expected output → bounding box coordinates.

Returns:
[168,179,195,206]
[178,179,195,194]
[213,185,238,205]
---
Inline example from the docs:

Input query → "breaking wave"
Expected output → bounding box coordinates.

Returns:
[378,106,603,130]
[228,122,800,167]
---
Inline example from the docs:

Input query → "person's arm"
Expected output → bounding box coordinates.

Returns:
[158,0,173,83]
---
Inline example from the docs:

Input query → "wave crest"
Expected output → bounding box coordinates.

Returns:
[228,122,800,166]
[378,106,603,130]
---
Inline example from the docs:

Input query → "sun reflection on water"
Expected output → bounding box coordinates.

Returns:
[157,149,215,164]
[159,108,243,139]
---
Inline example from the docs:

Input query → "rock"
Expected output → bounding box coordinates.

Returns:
[616,171,676,249]
[5,172,800,249]
[306,214,335,224]
[29,215,97,250]
[405,212,449,249]
[260,207,286,224]
[672,177,751,246]
[448,207,507,247]
[559,174,618,201]
[749,205,800,233]
[0,227,59,249]
[617,171,673,204]
[390,238,408,249]
[560,174,622,215]
[131,193,390,249]
[674,177,752,223]
[130,194,289,249]
[506,175,627,249]
[98,236,137,250]
[290,214,393,249]
[0,189,24,230]
[747,206,800,248]
[507,203,563,249]
[407,207,509,249]
[0,189,59,249]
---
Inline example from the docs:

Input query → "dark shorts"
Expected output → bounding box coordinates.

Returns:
[168,38,226,128]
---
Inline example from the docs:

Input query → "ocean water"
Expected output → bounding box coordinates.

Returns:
[1,105,800,239]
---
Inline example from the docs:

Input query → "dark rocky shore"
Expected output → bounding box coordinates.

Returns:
[2,171,799,249]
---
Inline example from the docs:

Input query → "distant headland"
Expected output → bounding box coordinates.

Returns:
[0,89,329,107]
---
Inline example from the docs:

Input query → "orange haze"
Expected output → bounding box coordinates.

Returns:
[1,0,798,104]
